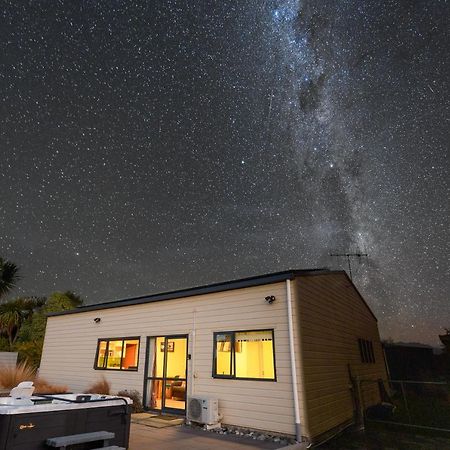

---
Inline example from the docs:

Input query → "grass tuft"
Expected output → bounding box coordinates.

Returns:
[33,378,68,394]
[85,376,111,395]
[0,362,36,389]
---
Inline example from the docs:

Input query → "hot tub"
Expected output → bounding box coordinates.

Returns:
[0,394,132,450]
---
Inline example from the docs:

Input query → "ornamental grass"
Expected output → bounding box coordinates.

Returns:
[85,376,111,395]
[33,378,68,394]
[0,361,35,389]
[0,362,68,394]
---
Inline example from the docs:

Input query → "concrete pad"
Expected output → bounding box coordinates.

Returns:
[276,444,309,450]
[129,423,284,450]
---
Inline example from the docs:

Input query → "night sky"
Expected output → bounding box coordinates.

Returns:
[1,1,448,345]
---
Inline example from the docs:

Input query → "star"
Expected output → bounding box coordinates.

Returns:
[0,0,447,345]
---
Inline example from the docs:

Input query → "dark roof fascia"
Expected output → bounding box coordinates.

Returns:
[48,269,328,317]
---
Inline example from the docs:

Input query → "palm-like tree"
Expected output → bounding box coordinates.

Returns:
[0,297,46,350]
[0,257,20,301]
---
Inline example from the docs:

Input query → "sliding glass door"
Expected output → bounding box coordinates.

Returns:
[144,335,188,414]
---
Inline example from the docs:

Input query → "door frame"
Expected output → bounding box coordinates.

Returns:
[143,334,189,415]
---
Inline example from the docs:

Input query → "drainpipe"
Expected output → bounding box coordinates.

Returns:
[189,308,197,398]
[286,279,302,442]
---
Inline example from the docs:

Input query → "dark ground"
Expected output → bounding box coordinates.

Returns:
[319,424,450,450]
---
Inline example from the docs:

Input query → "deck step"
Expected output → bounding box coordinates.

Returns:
[46,430,115,448]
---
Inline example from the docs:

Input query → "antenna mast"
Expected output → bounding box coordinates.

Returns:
[329,252,368,280]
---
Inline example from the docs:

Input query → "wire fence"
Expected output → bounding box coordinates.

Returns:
[357,378,450,433]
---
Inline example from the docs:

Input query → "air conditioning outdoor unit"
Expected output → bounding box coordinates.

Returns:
[187,395,220,426]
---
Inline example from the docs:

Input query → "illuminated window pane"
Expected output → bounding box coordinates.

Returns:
[106,340,123,369]
[216,333,232,376]
[235,331,274,379]
[97,341,107,368]
[95,337,140,371]
[122,339,139,369]
[165,337,187,378]
[213,330,275,380]
[154,337,165,377]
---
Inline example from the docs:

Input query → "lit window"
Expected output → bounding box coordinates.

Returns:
[213,330,276,380]
[95,337,140,370]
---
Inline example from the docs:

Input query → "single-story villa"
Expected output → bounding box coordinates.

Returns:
[39,269,387,444]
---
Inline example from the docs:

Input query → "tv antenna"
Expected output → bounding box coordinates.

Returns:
[329,252,368,280]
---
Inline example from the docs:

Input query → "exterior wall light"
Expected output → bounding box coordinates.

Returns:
[265,295,276,304]
[94,317,101,323]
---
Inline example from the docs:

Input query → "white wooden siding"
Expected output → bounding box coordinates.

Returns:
[40,282,299,435]
[0,352,18,366]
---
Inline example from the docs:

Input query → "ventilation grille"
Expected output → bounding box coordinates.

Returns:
[187,396,220,425]
[188,397,202,420]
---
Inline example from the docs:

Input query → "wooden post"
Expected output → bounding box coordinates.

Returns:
[400,382,412,424]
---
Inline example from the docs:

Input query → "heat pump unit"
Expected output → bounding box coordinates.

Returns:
[187,395,220,425]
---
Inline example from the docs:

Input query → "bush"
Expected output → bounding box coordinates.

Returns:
[34,378,68,394]
[0,362,35,389]
[15,340,44,369]
[85,376,111,395]
[117,389,143,413]
[0,337,10,352]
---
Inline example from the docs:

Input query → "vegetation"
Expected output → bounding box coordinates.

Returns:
[389,387,450,429]
[14,291,83,367]
[0,361,68,394]
[117,389,144,413]
[321,423,450,449]
[0,257,20,301]
[0,361,35,389]
[0,255,83,368]
[0,296,46,350]
[86,376,111,395]
[33,378,68,395]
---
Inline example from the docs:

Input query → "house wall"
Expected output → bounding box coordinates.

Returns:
[294,273,387,442]
[39,282,300,435]
[0,352,18,366]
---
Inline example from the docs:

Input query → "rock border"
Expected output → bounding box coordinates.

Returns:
[187,422,296,446]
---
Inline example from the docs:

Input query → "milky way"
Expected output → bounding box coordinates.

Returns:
[0,1,448,344]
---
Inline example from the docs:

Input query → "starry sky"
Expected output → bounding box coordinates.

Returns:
[0,1,448,345]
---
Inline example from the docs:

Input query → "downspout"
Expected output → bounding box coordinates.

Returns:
[189,308,197,398]
[286,279,302,442]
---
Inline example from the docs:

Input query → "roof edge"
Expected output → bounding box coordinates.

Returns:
[48,268,330,317]
[342,272,378,322]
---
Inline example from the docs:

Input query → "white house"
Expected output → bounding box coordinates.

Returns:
[39,269,387,444]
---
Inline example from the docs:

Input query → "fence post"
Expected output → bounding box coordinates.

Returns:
[356,376,365,430]
[399,381,412,424]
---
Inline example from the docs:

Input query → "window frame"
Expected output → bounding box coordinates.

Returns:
[212,329,277,381]
[94,336,140,371]
[358,338,375,364]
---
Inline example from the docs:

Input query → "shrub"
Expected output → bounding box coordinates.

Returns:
[86,376,111,395]
[0,337,10,351]
[15,340,44,369]
[33,378,68,394]
[117,389,143,413]
[0,361,35,389]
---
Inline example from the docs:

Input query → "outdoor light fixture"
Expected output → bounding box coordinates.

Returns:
[265,295,276,304]
[94,317,101,323]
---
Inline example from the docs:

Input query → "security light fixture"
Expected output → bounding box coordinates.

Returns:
[94,317,101,323]
[265,295,276,304]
